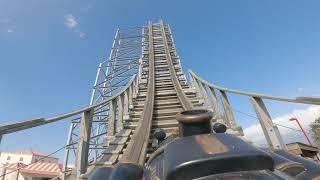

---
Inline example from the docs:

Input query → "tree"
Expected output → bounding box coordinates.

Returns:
[310,117,320,148]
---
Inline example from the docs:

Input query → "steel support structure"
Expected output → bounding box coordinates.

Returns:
[63,27,143,177]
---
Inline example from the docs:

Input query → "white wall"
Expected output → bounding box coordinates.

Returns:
[32,155,58,163]
[0,152,33,165]
[0,152,58,165]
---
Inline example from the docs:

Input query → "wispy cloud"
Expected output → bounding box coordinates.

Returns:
[64,15,78,29]
[0,18,11,24]
[0,18,15,33]
[244,105,320,146]
[298,87,304,92]
[64,14,86,38]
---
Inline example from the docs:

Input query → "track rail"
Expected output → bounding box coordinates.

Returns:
[160,21,193,110]
[121,21,155,165]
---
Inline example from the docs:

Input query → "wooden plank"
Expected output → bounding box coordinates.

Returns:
[116,129,132,137]
[109,136,129,145]
[94,154,118,166]
[103,144,124,154]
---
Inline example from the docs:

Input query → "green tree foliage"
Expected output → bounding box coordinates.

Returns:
[310,117,320,148]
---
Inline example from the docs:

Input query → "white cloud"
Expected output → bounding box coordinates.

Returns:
[0,19,14,33]
[64,14,78,29]
[244,105,320,146]
[79,32,86,38]
[298,87,304,92]
[64,14,86,38]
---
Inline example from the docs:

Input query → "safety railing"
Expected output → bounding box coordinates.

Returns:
[188,69,320,151]
[0,74,137,179]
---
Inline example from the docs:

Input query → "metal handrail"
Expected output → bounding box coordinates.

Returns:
[0,75,137,135]
[189,70,320,105]
[188,69,320,150]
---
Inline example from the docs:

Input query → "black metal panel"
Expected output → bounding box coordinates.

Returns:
[196,170,284,180]
[144,153,165,180]
[274,150,320,179]
[266,150,305,176]
[88,167,113,180]
[163,133,274,180]
[109,162,144,180]
[176,109,213,137]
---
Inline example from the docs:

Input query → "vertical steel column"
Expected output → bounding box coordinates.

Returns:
[62,123,75,180]
[107,99,116,136]
[250,97,287,150]
[103,29,120,97]
[76,109,94,178]
[90,63,102,105]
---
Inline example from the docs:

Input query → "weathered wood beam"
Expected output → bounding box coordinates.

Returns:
[117,95,124,132]
[198,80,211,108]
[76,109,94,177]
[218,90,238,129]
[107,99,116,136]
[250,97,287,150]
[208,87,221,117]
[123,89,130,120]
[128,84,134,109]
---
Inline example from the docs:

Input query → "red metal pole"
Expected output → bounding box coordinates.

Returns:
[289,117,313,146]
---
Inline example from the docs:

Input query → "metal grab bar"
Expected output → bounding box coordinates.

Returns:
[188,70,320,105]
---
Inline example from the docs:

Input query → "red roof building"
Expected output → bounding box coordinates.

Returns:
[0,149,62,180]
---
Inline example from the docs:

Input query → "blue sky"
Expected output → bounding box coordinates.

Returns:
[1,0,320,160]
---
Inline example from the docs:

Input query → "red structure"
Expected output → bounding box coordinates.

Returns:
[289,117,313,146]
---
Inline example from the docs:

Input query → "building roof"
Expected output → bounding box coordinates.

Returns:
[1,149,57,159]
[6,162,62,176]
[286,142,319,152]
[14,150,48,157]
